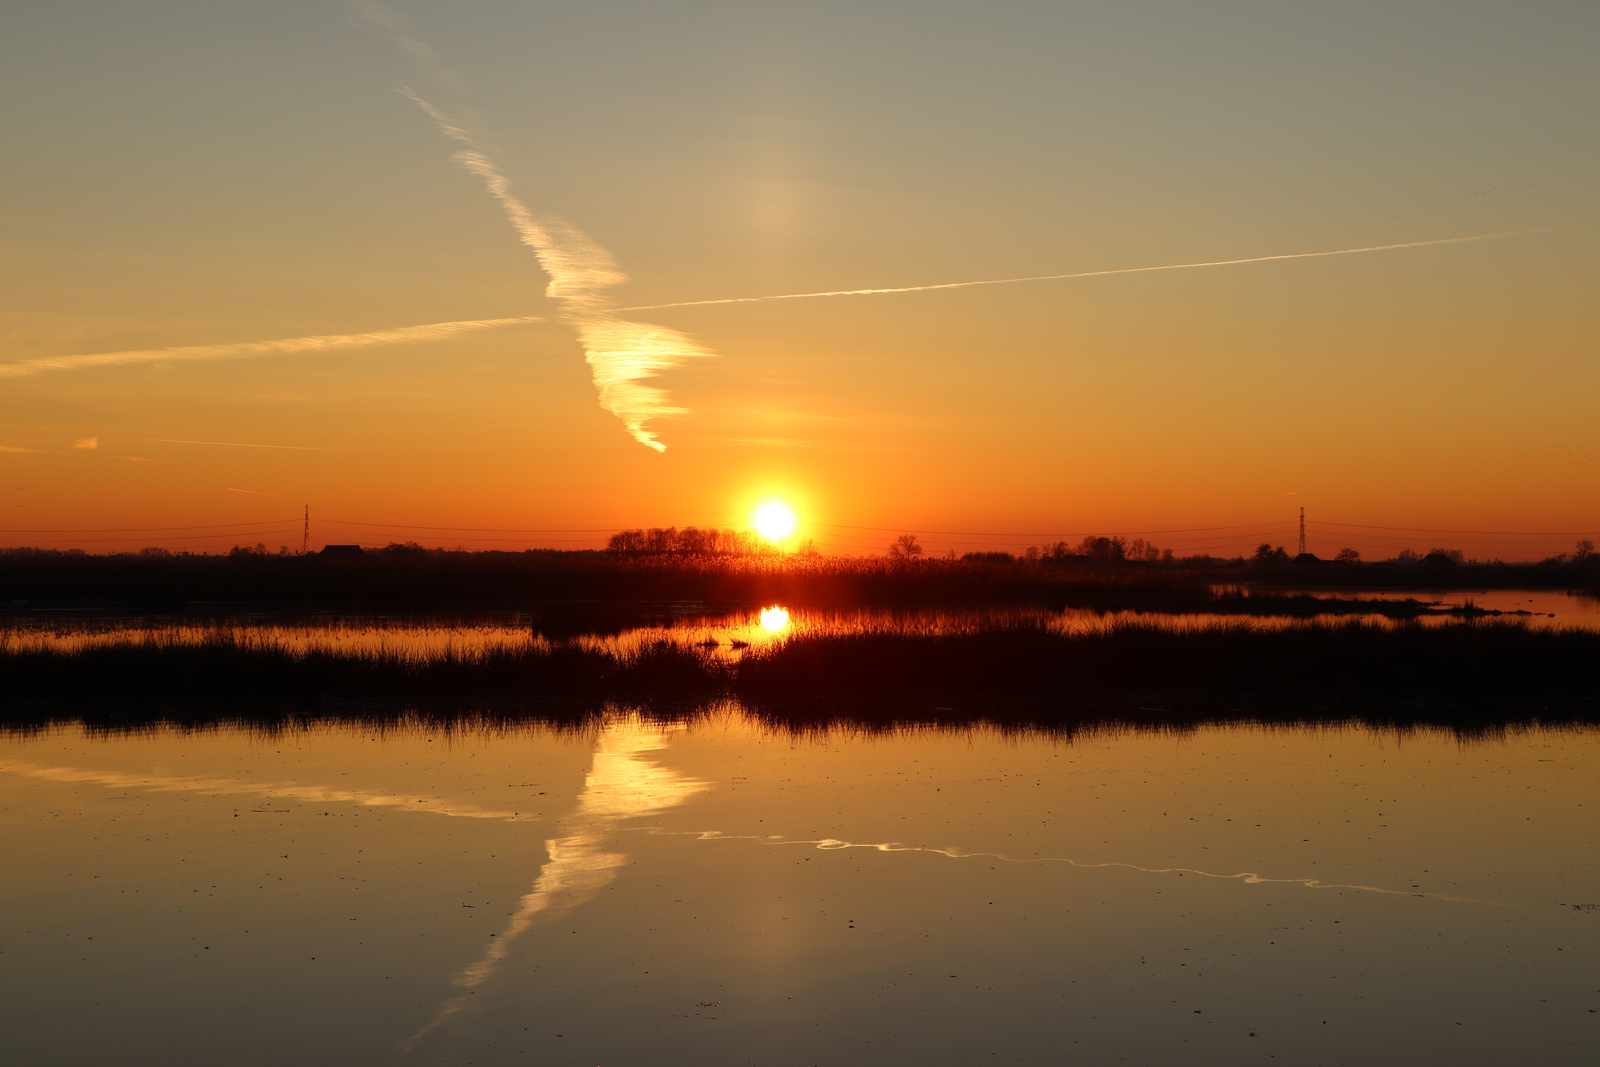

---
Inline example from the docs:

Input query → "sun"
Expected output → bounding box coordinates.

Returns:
[752,502,797,543]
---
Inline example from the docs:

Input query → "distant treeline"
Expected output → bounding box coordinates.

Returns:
[1,620,1595,730]
[605,526,817,556]
[0,545,1206,609]
[969,536,1600,569]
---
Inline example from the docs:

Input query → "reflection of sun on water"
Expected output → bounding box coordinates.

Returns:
[759,606,791,633]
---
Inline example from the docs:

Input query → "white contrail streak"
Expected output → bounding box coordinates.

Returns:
[403,88,711,453]
[0,316,543,379]
[405,717,711,1048]
[0,758,542,822]
[614,229,1554,313]
[148,439,398,455]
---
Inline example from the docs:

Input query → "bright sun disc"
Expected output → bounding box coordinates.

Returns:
[753,502,796,542]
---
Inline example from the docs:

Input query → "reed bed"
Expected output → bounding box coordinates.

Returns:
[0,619,1593,723]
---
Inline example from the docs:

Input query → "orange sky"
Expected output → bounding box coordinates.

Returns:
[1,1,1595,559]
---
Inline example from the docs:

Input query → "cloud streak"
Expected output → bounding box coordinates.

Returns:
[0,316,543,379]
[402,89,712,452]
[613,230,1554,313]
[148,438,399,455]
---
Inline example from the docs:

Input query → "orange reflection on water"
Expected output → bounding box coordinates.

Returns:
[759,606,791,633]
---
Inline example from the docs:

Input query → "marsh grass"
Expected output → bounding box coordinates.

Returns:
[1,618,1593,734]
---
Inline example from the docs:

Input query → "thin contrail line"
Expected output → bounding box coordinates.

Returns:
[0,316,544,379]
[0,759,541,822]
[614,229,1555,313]
[639,828,1511,908]
[148,439,399,455]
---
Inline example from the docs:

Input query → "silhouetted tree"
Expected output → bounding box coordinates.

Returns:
[1334,547,1361,562]
[606,526,767,556]
[1077,536,1127,563]
[887,534,924,560]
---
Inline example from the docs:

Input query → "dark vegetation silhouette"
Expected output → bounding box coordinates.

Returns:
[606,526,817,555]
[887,534,924,560]
[3,542,1595,611]
[1,620,1594,733]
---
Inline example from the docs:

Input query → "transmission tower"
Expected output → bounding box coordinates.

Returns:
[302,505,310,556]
[1298,507,1306,556]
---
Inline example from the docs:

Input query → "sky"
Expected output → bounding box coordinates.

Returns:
[1,0,1596,558]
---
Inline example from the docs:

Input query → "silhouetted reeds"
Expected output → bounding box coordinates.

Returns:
[1,620,1593,736]
[733,618,1599,699]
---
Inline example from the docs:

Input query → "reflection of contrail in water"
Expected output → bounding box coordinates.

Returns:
[636,830,1508,908]
[613,230,1552,313]
[404,717,711,1049]
[4,753,1491,905]
[0,759,539,822]
[0,317,544,379]
[401,90,712,453]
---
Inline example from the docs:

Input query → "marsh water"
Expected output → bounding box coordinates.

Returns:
[3,587,1598,662]
[3,709,1598,1066]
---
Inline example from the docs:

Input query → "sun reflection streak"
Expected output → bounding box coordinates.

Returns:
[759,606,791,633]
[404,714,711,1049]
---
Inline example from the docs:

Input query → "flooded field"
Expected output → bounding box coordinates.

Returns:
[3,710,1596,1065]
[2,587,1596,663]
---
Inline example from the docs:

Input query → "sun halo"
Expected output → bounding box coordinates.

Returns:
[752,502,797,543]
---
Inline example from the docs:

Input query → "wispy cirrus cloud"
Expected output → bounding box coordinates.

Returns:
[0,316,543,379]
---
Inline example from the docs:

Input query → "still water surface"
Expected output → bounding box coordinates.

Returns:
[3,588,1597,661]
[2,711,1596,1065]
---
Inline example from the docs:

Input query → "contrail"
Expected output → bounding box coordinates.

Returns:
[614,229,1553,312]
[0,316,543,379]
[405,718,711,1049]
[402,88,712,452]
[148,439,398,455]
[0,758,542,822]
[4,227,1542,392]
[644,829,1507,907]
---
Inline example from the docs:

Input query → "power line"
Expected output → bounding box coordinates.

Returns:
[320,519,620,534]
[1319,520,1595,536]
[0,529,302,544]
[0,518,298,534]
[810,520,1298,538]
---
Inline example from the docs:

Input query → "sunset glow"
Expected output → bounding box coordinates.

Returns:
[3,6,1597,1064]
[753,503,797,544]
[0,3,1591,558]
